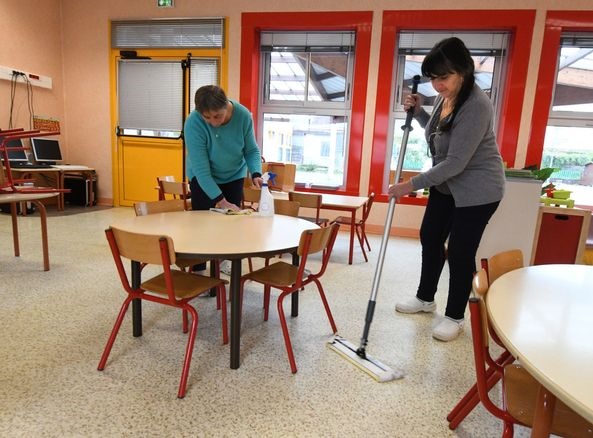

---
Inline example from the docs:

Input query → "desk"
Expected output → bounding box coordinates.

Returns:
[110,210,317,369]
[10,165,95,210]
[0,192,59,271]
[274,191,369,264]
[487,265,593,436]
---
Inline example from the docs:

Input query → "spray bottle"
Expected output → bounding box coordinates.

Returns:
[258,172,275,217]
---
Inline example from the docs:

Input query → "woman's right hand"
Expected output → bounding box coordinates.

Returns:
[403,93,421,115]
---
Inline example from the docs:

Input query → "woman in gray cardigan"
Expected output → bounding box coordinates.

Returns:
[389,37,505,341]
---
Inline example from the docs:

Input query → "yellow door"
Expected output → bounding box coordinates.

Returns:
[117,136,184,205]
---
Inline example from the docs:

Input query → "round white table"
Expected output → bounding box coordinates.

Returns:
[487,264,593,435]
[110,210,318,369]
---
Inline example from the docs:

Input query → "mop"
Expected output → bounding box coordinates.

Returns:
[327,75,421,382]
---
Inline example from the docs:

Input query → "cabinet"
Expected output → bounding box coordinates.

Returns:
[531,206,590,265]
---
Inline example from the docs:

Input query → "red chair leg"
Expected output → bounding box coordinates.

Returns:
[98,297,133,370]
[447,349,513,429]
[277,292,297,373]
[178,305,198,399]
[355,227,368,262]
[313,279,337,333]
[182,309,189,333]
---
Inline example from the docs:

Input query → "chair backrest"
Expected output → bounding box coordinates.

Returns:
[361,192,376,222]
[274,199,300,217]
[134,199,186,216]
[156,175,175,200]
[159,180,190,209]
[288,191,323,223]
[297,223,339,281]
[471,269,491,348]
[262,162,296,192]
[243,186,261,209]
[484,249,524,283]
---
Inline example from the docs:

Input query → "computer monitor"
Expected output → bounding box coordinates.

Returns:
[2,138,28,162]
[31,137,63,164]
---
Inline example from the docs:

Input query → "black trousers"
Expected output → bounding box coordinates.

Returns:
[189,176,244,210]
[416,187,499,320]
[189,177,245,271]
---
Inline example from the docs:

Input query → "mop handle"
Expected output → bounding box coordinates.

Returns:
[358,75,420,351]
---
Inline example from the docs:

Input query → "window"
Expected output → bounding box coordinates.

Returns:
[259,32,354,189]
[541,32,593,205]
[388,31,510,188]
[370,10,535,203]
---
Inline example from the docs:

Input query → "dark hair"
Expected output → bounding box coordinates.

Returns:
[194,85,228,113]
[421,37,475,132]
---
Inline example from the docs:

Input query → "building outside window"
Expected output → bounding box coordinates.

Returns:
[258,31,354,189]
[542,32,593,205]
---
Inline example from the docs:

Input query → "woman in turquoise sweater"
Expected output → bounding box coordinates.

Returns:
[184,85,263,212]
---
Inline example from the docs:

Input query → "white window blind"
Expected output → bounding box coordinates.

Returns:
[112,18,224,49]
[398,31,508,55]
[260,31,355,52]
[118,60,183,133]
[189,58,219,109]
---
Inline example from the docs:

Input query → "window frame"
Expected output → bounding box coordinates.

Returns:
[240,11,373,195]
[527,12,593,168]
[369,10,535,205]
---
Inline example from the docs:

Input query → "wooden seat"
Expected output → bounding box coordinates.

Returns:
[467,268,593,437]
[288,191,328,226]
[330,192,375,262]
[99,226,228,399]
[239,223,340,373]
[448,249,524,430]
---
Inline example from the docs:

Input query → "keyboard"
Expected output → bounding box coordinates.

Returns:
[9,162,54,169]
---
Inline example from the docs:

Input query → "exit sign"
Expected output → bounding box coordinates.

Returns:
[157,0,174,7]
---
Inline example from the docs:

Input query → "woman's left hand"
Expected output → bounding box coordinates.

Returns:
[388,180,414,199]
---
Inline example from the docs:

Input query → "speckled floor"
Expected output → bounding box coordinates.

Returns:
[0,206,533,437]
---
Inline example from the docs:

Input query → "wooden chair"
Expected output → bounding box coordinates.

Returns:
[448,249,524,430]
[239,223,340,373]
[330,192,375,262]
[467,268,593,437]
[157,177,190,210]
[246,199,301,273]
[133,200,221,303]
[99,226,228,399]
[288,191,328,226]
[242,186,261,210]
[156,175,175,200]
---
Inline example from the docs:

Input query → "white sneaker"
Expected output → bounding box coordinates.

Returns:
[220,260,232,276]
[395,297,436,314]
[432,317,464,342]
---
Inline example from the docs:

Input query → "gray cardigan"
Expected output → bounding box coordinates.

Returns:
[410,84,505,207]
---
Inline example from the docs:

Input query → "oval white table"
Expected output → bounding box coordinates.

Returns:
[487,264,593,436]
[110,210,317,369]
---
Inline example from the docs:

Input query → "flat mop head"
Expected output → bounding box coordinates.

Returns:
[327,335,404,382]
